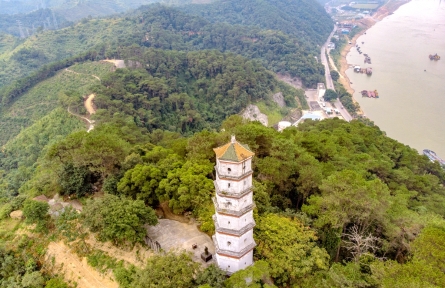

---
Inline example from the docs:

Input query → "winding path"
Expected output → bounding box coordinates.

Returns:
[67,106,95,132]
[63,68,100,132]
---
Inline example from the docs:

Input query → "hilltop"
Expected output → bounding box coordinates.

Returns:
[9,1,445,288]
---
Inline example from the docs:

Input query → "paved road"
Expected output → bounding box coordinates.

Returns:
[320,25,353,122]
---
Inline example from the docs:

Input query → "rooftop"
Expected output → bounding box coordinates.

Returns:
[213,136,255,162]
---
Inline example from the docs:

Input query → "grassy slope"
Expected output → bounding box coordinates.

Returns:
[0,61,114,146]
[0,18,131,88]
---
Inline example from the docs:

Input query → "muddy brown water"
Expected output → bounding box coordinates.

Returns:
[346,0,445,157]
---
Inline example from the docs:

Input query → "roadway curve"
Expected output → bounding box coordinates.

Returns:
[320,25,353,122]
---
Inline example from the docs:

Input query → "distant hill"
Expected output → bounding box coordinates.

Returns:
[0,0,191,19]
[0,9,69,37]
[0,5,328,94]
[181,0,333,47]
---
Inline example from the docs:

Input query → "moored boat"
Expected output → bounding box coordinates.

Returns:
[423,149,445,166]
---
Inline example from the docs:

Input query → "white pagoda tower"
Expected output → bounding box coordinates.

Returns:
[212,135,256,274]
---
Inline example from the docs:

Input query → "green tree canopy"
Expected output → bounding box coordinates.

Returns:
[82,194,157,246]
[131,252,199,288]
[324,89,338,101]
[254,213,330,285]
[22,199,49,225]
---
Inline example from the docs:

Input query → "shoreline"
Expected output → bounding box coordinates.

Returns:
[337,0,411,114]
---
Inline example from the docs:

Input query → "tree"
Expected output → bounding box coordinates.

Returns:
[302,170,391,261]
[82,195,157,246]
[342,225,379,262]
[117,164,162,205]
[131,252,199,288]
[330,70,340,81]
[22,199,49,226]
[21,271,44,288]
[411,225,445,271]
[59,163,93,197]
[324,89,338,101]
[159,160,214,214]
[224,260,276,288]
[254,214,330,285]
[195,264,226,288]
[371,259,445,287]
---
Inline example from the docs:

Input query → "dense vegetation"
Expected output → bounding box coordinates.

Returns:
[93,48,298,134]
[3,1,444,287]
[182,0,333,47]
[0,61,113,146]
[0,4,329,91]
[0,9,69,37]
[0,0,189,20]
[3,114,445,287]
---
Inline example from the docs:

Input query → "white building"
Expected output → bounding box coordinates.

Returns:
[212,136,256,274]
[278,121,292,132]
[317,83,326,100]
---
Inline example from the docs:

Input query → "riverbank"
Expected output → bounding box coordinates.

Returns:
[337,0,411,108]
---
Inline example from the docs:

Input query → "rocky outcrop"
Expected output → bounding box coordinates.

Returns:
[242,104,268,126]
[272,92,286,108]
[10,210,23,219]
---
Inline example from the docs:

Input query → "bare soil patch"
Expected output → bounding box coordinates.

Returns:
[276,73,303,89]
[103,59,126,69]
[46,241,119,288]
[84,235,153,267]
[84,94,96,115]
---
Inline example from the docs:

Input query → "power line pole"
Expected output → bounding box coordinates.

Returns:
[51,10,59,30]
[46,17,52,29]
[17,20,26,39]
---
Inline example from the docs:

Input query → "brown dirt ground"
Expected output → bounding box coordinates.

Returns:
[84,235,153,267]
[46,241,119,288]
[84,94,96,115]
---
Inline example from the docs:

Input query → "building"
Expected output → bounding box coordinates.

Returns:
[317,83,326,100]
[278,121,292,132]
[212,136,256,274]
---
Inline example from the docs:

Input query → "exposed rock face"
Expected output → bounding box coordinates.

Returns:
[272,92,286,108]
[10,210,23,219]
[126,60,142,69]
[242,104,268,126]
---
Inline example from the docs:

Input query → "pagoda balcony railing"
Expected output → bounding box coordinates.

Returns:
[214,166,252,180]
[214,182,252,199]
[212,197,254,217]
[213,214,255,236]
[212,235,256,258]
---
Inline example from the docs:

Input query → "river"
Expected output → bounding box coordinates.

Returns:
[345,0,445,157]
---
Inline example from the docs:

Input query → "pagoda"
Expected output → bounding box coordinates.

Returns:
[212,135,256,274]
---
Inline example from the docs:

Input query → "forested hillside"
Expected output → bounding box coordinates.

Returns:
[4,1,444,287]
[93,49,299,134]
[182,0,333,46]
[0,61,113,145]
[2,115,445,287]
[0,0,191,19]
[0,5,327,91]
[0,9,69,37]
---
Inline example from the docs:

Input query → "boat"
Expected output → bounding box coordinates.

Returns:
[423,149,445,166]
[360,90,379,98]
[429,54,441,61]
